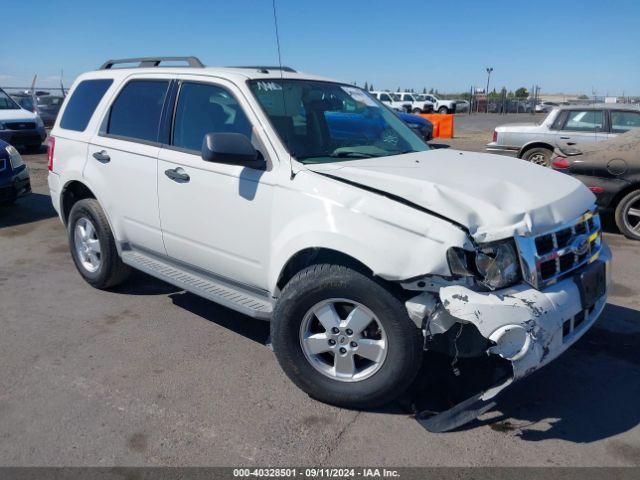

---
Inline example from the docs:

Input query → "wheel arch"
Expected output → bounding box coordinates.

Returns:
[61,180,96,225]
[610,181,640,209]
[518,141,555,158]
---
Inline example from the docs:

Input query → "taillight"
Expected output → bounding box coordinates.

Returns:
[589,186,604,194]
[492,130,498,142]
[47,137,55,171]
[552,156,569,169]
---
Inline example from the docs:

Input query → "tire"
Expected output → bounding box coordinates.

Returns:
[271,264,423,409]
[68,198,131,289]
[412,108,422,114]
[438,106,449,114]
[615,189,640,241]
[522,147,553,166]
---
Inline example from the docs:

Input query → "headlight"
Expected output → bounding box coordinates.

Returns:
[6,145,24,169]
[447,239,521,289]
[475,241,520,289]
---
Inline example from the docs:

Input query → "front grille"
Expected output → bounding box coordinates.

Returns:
[5,122,36,130]
[515,208,602,289]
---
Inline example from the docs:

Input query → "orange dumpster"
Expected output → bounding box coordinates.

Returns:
[419,114,454,139]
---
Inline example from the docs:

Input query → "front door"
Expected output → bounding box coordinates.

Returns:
[157,78,275,289]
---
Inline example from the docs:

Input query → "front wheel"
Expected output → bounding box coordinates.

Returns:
[615,189,640,240]
[271,264,423,409]
[412,108,422,114]
[438,106,449,114]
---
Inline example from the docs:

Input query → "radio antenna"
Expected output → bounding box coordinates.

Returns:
[271,0,295,178]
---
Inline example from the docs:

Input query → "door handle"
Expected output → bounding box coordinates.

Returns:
[92,150,110,163]
[164,167,190,183]
[566,142,576,146]
[560,136,571,140]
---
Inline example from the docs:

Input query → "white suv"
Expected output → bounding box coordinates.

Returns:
[48,57,610,430]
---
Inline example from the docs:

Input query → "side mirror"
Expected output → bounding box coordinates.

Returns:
[201,132,265,169]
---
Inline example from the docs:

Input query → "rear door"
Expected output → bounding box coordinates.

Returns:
[85,75,172,254]
[555,109,606,149]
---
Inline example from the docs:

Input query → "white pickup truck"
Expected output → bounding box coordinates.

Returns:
[370,91,412,112]
[415,93,458,114]
[47,57,610,431]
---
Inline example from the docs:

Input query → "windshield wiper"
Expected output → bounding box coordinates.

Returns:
[330,151,378,158]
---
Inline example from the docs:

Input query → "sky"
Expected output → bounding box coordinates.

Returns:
[2,0,639,96]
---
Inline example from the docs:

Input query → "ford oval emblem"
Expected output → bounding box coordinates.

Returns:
[570,234,590,256]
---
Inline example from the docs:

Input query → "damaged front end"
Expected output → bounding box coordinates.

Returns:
[402,210,611,432]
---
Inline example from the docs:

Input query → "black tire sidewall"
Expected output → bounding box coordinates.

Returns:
[615,190,640,240]
[272,265,422,408]
[68,199,117,287]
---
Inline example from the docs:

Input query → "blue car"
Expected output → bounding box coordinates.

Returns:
[325,111,433,143]
[0,138,31,205]
[397,111,433,141]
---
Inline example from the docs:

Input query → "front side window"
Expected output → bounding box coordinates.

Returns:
[563,110,604,132]
[172,82,253,152]
[379,93,391,102]
[106,80,169,142]
[0,89,20,110]
[403,94,413,101]
[249,79,428,164]
[610,111,640,133]
[60,79,113,131]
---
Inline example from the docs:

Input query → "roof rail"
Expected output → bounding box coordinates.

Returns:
[99,56,204,70]
[230,66,297,73]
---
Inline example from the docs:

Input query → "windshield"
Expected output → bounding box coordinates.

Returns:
[0,89,20,110]
[249,80,428,164]
[414,94,426,101]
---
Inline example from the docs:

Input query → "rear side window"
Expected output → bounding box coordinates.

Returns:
[60,79,112,131]
[106,80,170,143]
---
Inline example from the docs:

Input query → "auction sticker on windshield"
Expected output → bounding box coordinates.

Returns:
[341,86,378,107]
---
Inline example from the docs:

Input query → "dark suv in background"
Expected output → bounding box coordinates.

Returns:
[0,138,31,205]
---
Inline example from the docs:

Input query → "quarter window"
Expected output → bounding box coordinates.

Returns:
[106,80,169,142]
[172,82,253,152]
[610,111,640,133]
[59,79,112,131]
[562,110,604,132]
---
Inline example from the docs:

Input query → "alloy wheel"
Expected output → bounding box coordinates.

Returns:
[74,217,102,273]
[299,298,387,382]
[624,194,640,235]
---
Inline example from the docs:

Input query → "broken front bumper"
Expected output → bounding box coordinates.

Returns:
[438,242,611,384]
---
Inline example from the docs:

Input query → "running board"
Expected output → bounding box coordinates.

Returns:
[121,250,273,320]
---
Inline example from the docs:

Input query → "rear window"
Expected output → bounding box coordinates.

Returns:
[60,79,113,131]
[106,80,169,143]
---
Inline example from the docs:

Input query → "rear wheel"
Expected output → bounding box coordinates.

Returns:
[615,189,640,241]
[522,147,553,166]
[412,108,422,114]
[68,198,131,289]
[271,264,423,408]
[438,106,449,114]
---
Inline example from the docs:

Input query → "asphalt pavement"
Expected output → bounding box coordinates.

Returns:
[1,116,639,466]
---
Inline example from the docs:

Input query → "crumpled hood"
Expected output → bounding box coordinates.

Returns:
[306,149,595,242]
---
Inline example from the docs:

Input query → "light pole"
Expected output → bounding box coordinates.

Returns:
[485,67,493,113]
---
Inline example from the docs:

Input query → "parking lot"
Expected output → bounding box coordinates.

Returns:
[1,113,639,467]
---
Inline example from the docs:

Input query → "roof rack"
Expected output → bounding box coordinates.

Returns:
[99,56,204,70]
[230,66,297,73]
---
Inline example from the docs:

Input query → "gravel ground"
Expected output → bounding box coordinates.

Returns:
[1,117,639,466]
